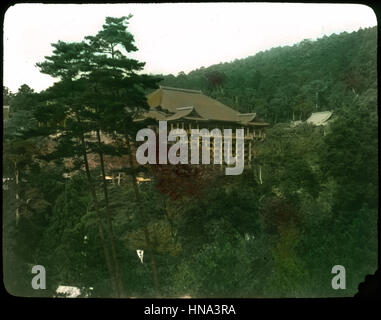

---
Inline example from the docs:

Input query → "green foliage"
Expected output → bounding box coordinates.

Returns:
[3,24,377,298]
[172,232,272,298]
[159,27,377,123]
[320,101,378,211]
[3,86,13,105]
[256,123,323,203]
[7,84,39,113]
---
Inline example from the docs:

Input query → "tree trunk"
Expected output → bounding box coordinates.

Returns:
[125,135,160,295]
[95,128,125,296]
[259,165,263,185]
[315,91,319,110]
[79,130,120,297]
[163,198,177,242]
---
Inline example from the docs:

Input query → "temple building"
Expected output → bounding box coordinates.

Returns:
[306,111,333,126]
[135,86,269,165]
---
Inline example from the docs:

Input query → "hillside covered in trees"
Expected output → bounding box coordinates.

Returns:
[3,22,378,298]
[159,27,377,124]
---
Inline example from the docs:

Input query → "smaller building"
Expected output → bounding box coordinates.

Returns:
[306,111,333,126]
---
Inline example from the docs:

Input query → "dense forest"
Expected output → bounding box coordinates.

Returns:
[160,27,377,124]
[3,20,378,298]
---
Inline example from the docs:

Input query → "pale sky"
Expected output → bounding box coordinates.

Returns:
[3,3,377,93]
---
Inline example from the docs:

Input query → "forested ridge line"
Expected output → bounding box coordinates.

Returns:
[158,26,377,124]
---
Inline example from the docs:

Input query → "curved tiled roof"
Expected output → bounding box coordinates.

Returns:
[306,111,333,126]
[165,106,194,121]
[143,86,267,126]
[237,113,257,123]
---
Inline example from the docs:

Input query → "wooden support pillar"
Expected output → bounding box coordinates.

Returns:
[211,137,215,165]
[259,165,263,184]
[249,141,252,161]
